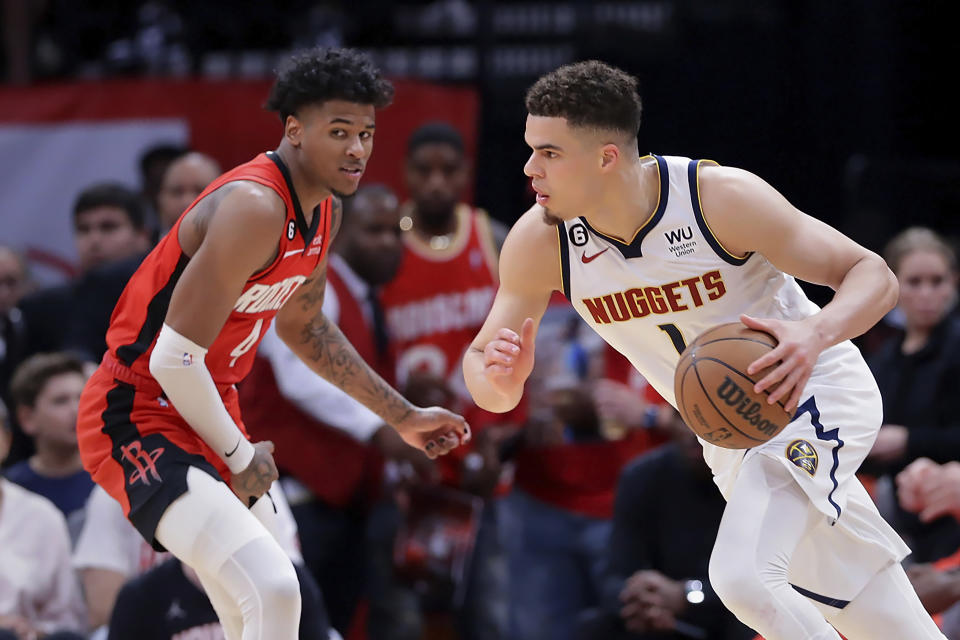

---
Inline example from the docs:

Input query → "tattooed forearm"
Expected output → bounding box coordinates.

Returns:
[296,312,414,426]
[295,269,327,312]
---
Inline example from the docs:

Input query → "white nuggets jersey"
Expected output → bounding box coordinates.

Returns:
[558,155,908,600]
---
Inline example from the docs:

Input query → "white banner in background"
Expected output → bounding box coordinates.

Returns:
[0,119,188,285]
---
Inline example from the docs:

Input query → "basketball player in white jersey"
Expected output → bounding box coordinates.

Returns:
[463,61,944,640]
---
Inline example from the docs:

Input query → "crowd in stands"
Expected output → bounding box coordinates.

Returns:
[3,120,960,640]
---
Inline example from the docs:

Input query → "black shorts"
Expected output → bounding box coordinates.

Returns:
[121,433,224,552]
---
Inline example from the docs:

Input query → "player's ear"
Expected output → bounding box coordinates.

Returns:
[599,143,620,171]
[284,115,303,148]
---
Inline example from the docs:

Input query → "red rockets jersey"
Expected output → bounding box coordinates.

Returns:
[381,203,499,388]
[105,152,332,385]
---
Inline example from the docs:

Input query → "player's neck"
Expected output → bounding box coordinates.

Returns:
[274,143,330,223]
[585,159,658,243]
[29,444,83,477]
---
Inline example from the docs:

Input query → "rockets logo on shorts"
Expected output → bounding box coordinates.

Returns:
[120,440,166,486]
[786,439,818,476]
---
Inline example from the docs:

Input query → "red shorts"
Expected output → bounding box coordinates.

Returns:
[77,353,251,549]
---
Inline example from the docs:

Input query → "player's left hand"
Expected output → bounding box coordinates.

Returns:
[741,314,828,414]
[394,407,471,459]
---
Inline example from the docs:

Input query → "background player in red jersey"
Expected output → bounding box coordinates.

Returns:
[75,48,468,640]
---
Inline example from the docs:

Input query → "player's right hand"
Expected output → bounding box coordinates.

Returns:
[481,318,536,395]
[231,440,278,506]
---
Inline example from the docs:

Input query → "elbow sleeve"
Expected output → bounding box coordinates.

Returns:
[149,324,255,473]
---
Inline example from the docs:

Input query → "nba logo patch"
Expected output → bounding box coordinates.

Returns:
[786,439,818,476]
[182,353,193,366]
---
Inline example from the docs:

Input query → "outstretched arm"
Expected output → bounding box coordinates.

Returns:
[700,164,898,411]
[275,200,467,458]
[463,206,561,413]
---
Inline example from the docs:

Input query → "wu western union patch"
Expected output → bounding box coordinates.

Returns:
[786,439,818,477]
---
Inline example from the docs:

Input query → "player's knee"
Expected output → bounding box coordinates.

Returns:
[709,549,769,614]
[258,563,301,618]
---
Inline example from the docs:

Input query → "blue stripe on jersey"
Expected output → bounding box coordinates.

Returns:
[790,583,850,609]
[557,223,571,300]
[794,396,845,519]
[578,154,670,259]
[687,159,752,266]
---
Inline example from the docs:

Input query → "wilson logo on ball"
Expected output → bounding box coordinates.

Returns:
[716,376,779,437]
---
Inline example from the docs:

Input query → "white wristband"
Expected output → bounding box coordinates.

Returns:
[149,324,255,473]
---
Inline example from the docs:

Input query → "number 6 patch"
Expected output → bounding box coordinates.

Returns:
[569,222,588,247]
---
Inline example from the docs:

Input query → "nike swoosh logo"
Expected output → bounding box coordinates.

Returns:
[283,249,302,259]
[224,439,241,457]
[581,248,609,263]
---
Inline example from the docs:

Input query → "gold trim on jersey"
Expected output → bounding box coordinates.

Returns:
[401,202,473,260]
[694,159,750,261]
[583,154,661,246]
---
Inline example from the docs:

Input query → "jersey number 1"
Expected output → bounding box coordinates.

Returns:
[658,323,687,355]
[229,319,264,367]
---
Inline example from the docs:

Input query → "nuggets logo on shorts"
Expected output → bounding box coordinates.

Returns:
[786,439,818,476]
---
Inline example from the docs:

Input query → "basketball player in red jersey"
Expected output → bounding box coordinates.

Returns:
[381,122,512,472]
[75,49,468,640]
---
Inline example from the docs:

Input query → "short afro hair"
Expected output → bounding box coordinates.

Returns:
[265,48,394,122]
[525,60,642,138]
[407,121,465,157]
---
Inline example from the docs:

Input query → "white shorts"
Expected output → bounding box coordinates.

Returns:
[701,340,911,601]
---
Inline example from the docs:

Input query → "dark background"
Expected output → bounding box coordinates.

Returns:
[4,0,958,258]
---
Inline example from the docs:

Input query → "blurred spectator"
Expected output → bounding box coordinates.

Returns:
[4,352,94,538]
[0,246,31,467]
[898,459,960,531]
[20,183,151,362]
[499,304,664,640]
[576,408,754,640]
[377,122,511,640]
[107,558,333,640]
[867,227,960,561]
[75,480,308,634]
[898,458,960,637]
[73,486,169,631]
[156,151,221,235]
[0,396,87,639]
[241,185,425,635]
[138,143,188,227]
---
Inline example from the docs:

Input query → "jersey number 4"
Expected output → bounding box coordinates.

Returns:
[229,318,264,367]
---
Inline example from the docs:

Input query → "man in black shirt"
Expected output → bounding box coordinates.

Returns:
[578,409,754,640]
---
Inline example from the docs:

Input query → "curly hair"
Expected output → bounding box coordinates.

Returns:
[265,48,394,122]
[525,60,642,138]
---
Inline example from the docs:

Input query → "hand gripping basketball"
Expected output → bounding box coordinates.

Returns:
[674,322,792,449]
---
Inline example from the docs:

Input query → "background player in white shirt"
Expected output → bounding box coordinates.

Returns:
[463,60,944,640]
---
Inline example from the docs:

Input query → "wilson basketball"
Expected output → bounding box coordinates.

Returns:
[674,322,792,449]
